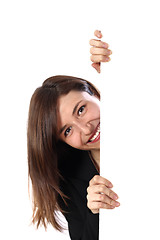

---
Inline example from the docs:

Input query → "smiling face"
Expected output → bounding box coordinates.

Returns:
[57,90,100,151]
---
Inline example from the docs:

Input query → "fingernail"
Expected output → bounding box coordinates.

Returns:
[98,31,102,38]
[105,57,110,62]
[109,183,113,188]
[113,194,118,200]
[116,202,120,207]
[103,43,109,49]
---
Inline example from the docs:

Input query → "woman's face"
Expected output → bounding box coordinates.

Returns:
[57,90,100,151]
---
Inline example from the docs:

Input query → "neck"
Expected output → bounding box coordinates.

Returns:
[90,149,100,168]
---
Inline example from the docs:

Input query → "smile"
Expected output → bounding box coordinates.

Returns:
[87,123,100,143]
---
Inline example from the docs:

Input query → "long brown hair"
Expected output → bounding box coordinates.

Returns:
[27,75,100,231]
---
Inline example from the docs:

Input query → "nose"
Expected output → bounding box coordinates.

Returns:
[76,122,92,135]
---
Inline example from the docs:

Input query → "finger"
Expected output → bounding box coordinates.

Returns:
[90,54,111,63]
[89,39,109,49]
[89,175,113,188]
[87,184,118,201]
[90,47,112,56]
[94,30,103,39]
[91,63,101,73]
[91,209,99,214]
[88,201,115,212]
[88,193,120,207]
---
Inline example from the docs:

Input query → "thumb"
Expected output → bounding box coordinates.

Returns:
[94,30,103,39]
[92,62,101,73]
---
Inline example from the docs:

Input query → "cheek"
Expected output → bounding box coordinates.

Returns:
[66,134,82,148]
[89,104,100,117]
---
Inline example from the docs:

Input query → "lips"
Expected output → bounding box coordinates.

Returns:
[87,123,100,143]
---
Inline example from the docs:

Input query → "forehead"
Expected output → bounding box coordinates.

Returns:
[58,90,93,111]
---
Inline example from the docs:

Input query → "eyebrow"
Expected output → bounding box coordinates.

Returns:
[72,100,82,115]
[59,100,83,135]
[59,124,67,135]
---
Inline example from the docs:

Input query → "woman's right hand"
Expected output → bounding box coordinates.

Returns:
[87,175,120,214]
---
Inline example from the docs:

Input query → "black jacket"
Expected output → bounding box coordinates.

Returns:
[58,145,99,240]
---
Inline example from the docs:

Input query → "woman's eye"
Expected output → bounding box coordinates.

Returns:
[64,127,72,137]
[78,105,85,116]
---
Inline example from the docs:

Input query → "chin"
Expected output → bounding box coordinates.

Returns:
[72,141,100,151]
[85,143,100,151]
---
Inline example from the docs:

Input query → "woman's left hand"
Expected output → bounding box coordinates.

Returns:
[89,30,112,73]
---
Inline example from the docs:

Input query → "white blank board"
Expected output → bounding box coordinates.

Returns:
[100,1,160,239]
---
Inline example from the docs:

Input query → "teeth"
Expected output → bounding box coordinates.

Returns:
[89,125,100,142]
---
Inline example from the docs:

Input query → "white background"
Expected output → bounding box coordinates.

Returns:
[0,0,160,239]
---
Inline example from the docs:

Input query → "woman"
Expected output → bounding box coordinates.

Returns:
[27,30,120,240]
